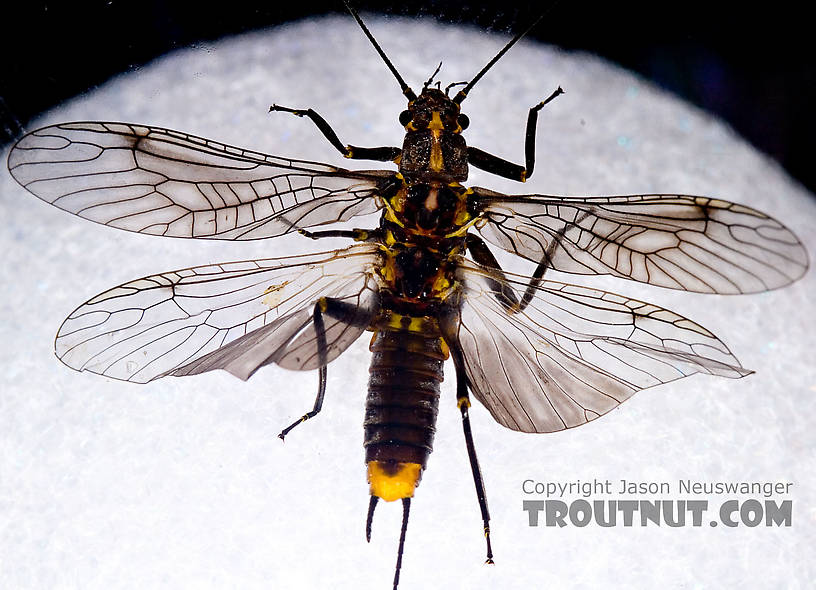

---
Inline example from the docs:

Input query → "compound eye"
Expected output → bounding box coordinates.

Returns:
[399,110,412,126]
[457,114,470,130]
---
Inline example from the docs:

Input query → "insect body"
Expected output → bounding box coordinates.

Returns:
[7,4,808,589]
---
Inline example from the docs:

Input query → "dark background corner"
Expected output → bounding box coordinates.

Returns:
[2,0,813,194]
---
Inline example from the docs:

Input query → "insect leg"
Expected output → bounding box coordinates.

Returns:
[278,297,369,440]
[451,344,494,565]
[465,233,520,309]
[467,87,563,182]
[277,299,328,440]
[297,227,383,242]
[269,104,401,162]
[467,206,591,313]
[467,231,547,313]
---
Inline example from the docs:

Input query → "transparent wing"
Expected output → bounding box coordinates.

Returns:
[8,122,395,239]
[441,260,751,433]
[472,191,808,294]
[55,244,382,383]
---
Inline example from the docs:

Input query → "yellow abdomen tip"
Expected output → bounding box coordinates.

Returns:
[367,461,422,502]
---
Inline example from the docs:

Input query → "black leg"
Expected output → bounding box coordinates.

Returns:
[278,296,376,440]
[278,300,329,440]
[366,495,379,542]
[466,207,591,313]
[297,227,381,242]
[451,346,494,565]
[270,104,401,162]
[467,86,563,182]
[522,87,565,179]
[465,234,519,309]
[466,232,545,313]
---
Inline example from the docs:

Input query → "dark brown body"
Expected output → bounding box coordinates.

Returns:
[365,330,446,470]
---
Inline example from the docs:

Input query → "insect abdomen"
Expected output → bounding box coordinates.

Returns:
[364,329,447,501]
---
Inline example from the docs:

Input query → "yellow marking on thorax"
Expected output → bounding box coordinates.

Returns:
[429,111,445,172]
[377,250,398,283]
[428,111,445,131]
[430,142,444,172]
[444,215,480,239]
[382,194,406,228]
[430,271,451,297]
[390,185,407,213]
[441,186,474,235]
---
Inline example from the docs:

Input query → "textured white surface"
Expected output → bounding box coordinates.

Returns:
[2,15,814,589]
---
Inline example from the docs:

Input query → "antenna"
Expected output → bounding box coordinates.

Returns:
[453,8,553,104]
[343,1,418,101]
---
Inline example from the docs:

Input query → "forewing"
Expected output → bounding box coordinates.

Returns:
[441,260,750,433]
[473,191,808,294]
[9,122,394,239]
[55,244,382,383]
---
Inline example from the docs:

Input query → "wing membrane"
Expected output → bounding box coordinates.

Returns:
[55,244,382,383]
[9,122,395,239]
[441,260,751,433]
[473,191,808,294]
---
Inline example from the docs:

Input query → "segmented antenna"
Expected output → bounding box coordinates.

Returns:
[344,1,556,108]
[453,9,551,104]
[343,1,417,101]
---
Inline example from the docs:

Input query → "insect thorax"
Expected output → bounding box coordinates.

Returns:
[399,88,469,180]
